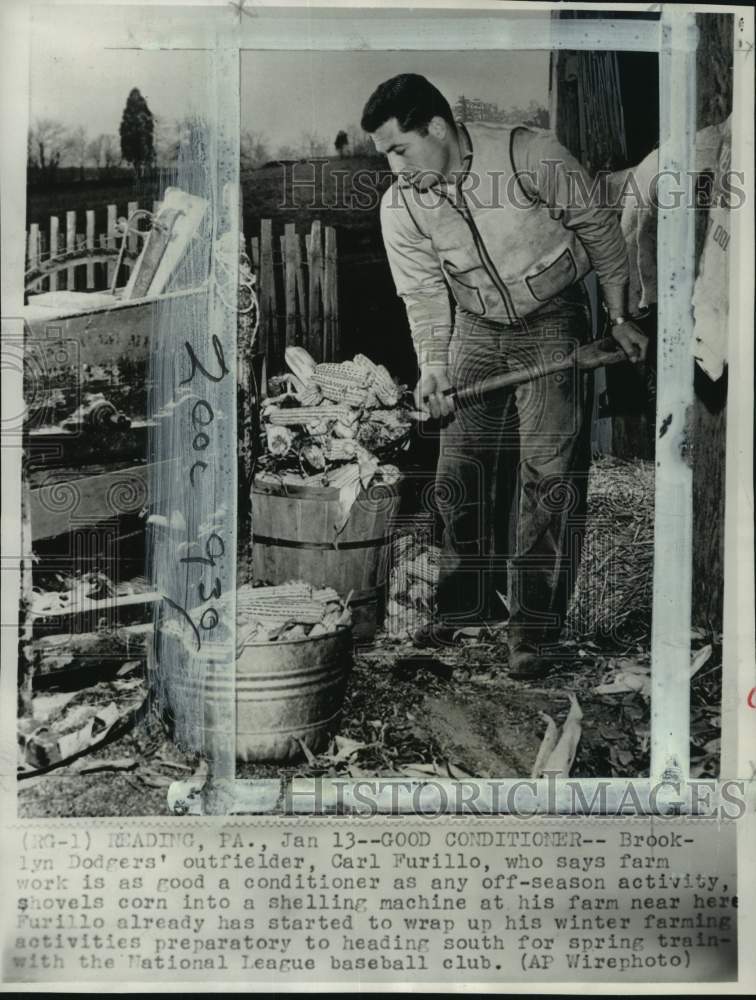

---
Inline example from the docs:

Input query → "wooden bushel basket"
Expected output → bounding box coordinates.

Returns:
[251,476,401,641]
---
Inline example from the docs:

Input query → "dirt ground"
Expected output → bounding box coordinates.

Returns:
[18,622,723,819]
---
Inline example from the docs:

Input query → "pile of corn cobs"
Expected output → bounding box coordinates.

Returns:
[236,581,352,647]
[259,347,412,487]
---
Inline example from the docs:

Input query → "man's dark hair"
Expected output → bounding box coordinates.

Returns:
[360,74,456,136]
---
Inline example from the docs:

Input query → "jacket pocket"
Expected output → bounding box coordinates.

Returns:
[442,260,486,316]
[525,248,577,302]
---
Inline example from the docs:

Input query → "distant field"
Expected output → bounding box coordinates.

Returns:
[26,155,389,239]
[27,177,163,238]
[241,155,389,233]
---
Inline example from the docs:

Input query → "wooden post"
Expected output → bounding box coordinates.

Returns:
[258,218,277,362]
[107,203,117,287]
[324,225,338,361]
[127,200,138,270]
[250,236,259,270]
[27,223,40,292]
[293,228,306,327]
[283,223,299,347]
[690,11,733,631]
[85,209,95,289]
[17,483,34,720]
[49,216,59,291]
[66,210,76,290]
[307,220,323,361]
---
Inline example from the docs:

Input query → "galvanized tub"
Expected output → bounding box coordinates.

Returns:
[160,625,353,763]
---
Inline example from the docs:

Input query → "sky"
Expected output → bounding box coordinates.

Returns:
[28,13,549,159]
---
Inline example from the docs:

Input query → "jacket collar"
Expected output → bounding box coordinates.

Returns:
[456,120,474,185]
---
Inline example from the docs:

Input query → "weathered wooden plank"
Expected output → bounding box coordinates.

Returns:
[258,218,276,361]
[106,203,118,286]
[34,629,149,678]
[29,462,155,541]
[293,227,306,327]
[24,288,204,373]
[650,7,697,786]
[236,14,662,53]
[284,223,298,347]
[307,219,323,361]
[127,199,139,259]
[32,590,161,639]
[49,216,59,291]
[324,225,338,361]
[85,209,95,288]
[66,210,76,289]
[27,223,39,269]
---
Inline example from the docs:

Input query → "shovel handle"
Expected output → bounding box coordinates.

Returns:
[426,337,630,407]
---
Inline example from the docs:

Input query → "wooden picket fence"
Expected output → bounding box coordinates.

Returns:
[25,200,164,294]
[249,219,339,367]
[26,205,340,365]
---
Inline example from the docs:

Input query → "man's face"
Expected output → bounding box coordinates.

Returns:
[371,116,450,190]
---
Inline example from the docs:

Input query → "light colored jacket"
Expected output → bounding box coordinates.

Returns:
[380,122,629,364]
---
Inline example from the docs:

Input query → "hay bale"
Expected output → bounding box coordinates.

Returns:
[567,456,655,640]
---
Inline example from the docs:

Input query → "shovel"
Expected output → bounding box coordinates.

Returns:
[419,336,631,413]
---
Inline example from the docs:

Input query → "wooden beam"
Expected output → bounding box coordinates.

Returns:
[307,220,323,361]
[650,7,698,788]
[29,463,156,541]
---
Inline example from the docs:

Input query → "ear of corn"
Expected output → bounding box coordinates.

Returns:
[297,380,323,406]
[285,346,318,383]
[267,405,356,426]
[313,362,371,406]
[353,354,400,406]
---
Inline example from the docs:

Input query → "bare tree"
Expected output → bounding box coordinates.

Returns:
[275,144,298,161]
[64,125,88,180]
[27,118,68,183]
[346,123,374,156]
[297,130,328,158]
[87,133,121,177]
[240,129,271,170]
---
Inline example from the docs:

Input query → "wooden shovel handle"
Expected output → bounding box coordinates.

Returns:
[446,337,628,405]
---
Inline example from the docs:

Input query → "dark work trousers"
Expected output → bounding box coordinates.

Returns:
[435,284,593,647]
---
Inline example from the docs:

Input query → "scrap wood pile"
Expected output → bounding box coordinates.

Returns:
[567,455,655,640]
[258,347,412,490]
[20,570,156,765]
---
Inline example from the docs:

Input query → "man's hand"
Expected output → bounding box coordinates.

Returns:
[414,365,456,421]
[611,320,649,364]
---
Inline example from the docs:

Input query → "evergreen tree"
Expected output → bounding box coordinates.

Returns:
[119,88,155,178]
